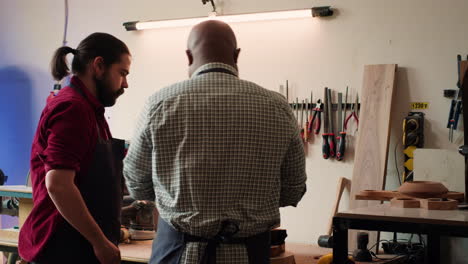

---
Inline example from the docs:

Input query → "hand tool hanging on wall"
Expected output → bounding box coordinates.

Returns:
[327,88,336,157]
[306,91,313,140]
[304,99,309,141]
[310,99,322,135]
[322,88,330,159]
[457,55,462,88]
[337,92,343,139]
[295,97,299,125]
[336,88,347,161]
[310,91,313,124]
[300,100,305,141]
[447,90,462,143]
[447,55,463,143]
[344,92,360,132]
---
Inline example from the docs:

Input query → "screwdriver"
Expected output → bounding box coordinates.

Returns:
[337,87,348,161]
[295,97,299,125]
[304,99,309,142]
[300,99,305,141]
[327,88,336,157]
[322,87,330,159]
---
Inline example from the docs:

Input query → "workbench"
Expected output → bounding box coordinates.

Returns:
[0,237,407,264]
[0,186,400,263]
[332,204,468,264]
[119,241,334,264]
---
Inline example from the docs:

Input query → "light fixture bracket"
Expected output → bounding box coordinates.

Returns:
[311,6,333,17]
[202,0,216,13]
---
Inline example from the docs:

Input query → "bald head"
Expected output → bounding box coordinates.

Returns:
[186,20,241,77]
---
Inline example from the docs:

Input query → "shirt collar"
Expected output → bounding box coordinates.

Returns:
[70,76,105,115]
[191,62,239,79]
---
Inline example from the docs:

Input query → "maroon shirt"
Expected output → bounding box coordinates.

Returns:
[19,76,112,261]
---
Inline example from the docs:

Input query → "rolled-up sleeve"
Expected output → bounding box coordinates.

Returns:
[42,100,93,173]
[124,100,155,201]
[279,129,307,207]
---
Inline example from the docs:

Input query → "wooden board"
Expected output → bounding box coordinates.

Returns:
[119,240,152,263]
[350,64,397,208]
[349,64,397,249]
[0,229,19,242]
[420,198,458,210]
[355,190,465,202]
[327,177,351,236]
[18,198,33,227]
[413,149,464,192]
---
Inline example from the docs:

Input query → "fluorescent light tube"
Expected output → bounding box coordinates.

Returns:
[124,8,314,31]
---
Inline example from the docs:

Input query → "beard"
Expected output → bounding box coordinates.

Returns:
[94,73,124,107]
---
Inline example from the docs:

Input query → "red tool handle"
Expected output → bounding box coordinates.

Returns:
[336,132,347,161]
[328,133,336,157]
[322,134,330,159]
[314,114,321,135]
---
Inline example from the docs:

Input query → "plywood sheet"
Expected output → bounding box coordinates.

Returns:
[413,149,464,192]
[350,64,397,209]
[349,64,397,250]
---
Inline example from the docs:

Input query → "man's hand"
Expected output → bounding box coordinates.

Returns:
[93,238,121,264]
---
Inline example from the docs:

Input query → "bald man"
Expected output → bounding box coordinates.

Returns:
[124,20,306,264]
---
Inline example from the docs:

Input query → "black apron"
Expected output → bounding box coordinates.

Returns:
[149,67,271,264]
[36,85,124,264]
[150,217,271,264]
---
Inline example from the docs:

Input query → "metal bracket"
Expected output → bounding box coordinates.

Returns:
[202,0,216,12]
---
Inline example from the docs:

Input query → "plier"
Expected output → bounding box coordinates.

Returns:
[344,93,359,131]
[308,99,322,135]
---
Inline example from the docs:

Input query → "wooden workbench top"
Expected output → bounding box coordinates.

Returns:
[0,238,402,264]
[336,203,468,226]
[0,185,32,199]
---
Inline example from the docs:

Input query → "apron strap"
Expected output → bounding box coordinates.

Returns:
[184,221,270,264]
[197,67,237,77]
[153,217,270,264]
[185,220,240,264]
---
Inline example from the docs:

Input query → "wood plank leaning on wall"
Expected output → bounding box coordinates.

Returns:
[348,64,398,250]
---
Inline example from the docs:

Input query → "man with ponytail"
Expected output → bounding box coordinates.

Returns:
[19,32,131,264]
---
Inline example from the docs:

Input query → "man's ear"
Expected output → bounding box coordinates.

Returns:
[234,48,241,64]
[186,50,193,66]
[92,56,106,78]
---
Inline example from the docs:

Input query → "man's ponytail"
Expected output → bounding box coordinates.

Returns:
[50,46,75,81]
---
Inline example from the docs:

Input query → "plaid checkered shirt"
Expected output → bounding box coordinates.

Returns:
[124,62,307,264]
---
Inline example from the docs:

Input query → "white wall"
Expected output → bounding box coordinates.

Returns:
[2,0,468,253]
